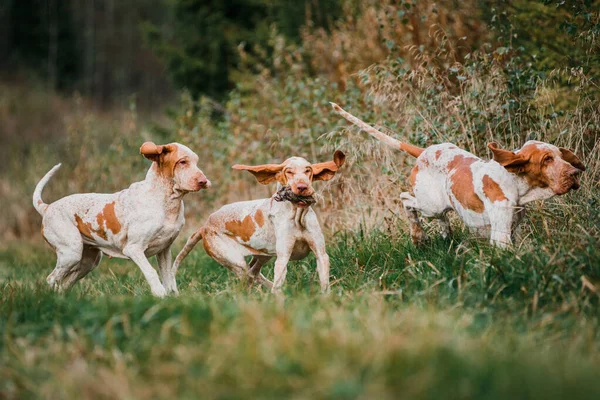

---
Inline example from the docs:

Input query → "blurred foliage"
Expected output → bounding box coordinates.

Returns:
[141,0,341,99]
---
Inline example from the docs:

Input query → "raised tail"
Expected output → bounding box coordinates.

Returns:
[33,163,62,216]
[330,102,424,158]
[173,228,204,271]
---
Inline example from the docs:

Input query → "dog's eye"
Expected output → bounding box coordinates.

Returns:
[286,170,293,176]
[178,160,187,165]
[543,155,554,164]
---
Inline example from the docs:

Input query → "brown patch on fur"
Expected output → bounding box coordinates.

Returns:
[143,143,180,178]
[157,147,180,178]
[482,175,507,202]
[409,165,419,188]
[312,150,346,181]
[75,202,121,241]
[435,150,442,160]
[489,142,554,189]
[447,155,484,213]
[231,163,285,184]
[560,147,585,171]
[225,214,256,242]
[75,214,103,240]
[399,143,424,158]
[141,142,181,178]
[514,144,552,189]
[97,202,121,234]
[254,209,265,227]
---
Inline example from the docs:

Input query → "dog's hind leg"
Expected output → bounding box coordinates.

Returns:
[204,234,253,285]
[400,192,428,245]
[61,246,102,289]
[248,256,273,289]
[45,224,84,291]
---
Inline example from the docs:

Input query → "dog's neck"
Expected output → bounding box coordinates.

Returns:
[514,174,555,205]
[144,166,187,213]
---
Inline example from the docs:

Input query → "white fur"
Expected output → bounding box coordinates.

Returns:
[34,143,210,297]
[174,156,341,294]
[332,104,583,248]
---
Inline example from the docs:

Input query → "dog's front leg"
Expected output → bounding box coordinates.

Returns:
[489,208,514,248]
[400,192,428,244]
[272,240,294,295]
[157,246,178,295]
[123,245,168,297]
[306,232,330,293]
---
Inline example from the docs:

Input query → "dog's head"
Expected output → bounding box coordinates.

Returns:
[488,141,585,196]
[232,150,345,200]
[140,142,210,192]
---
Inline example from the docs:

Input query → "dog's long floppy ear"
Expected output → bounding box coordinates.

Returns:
[559,148,586,171]
[312,150,346,181]
[232,163,285,184]
[140,142,175,162]
[488,142,528,171]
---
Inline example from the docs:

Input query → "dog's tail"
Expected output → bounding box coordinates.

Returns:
[330,102,424,158]
[33,163,62,216]
[173,228,204,271]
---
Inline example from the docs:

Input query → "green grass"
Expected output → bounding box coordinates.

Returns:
[1,216,600,399]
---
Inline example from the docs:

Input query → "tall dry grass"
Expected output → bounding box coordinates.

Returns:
[1,0,598,248]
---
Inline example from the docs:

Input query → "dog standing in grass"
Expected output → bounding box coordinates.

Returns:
[33,142,210,297]
[174,151,345,293]
[331,103,585,247]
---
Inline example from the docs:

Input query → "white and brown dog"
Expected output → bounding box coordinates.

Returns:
[332,103,585,247]
[33,142,210,297]
[174,151,345,293]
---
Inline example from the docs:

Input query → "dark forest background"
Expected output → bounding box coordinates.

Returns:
[0,0,343,107]
[1,0,598,108]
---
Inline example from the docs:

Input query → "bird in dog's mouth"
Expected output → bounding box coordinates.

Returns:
[274,186,316,208]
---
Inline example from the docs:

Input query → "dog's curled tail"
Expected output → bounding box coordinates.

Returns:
[33,163,62,216]
[330,102,424,158]
[173,228,204,271]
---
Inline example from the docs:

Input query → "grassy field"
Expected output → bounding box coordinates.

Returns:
[2,210,600,399]
[2,1,599,398]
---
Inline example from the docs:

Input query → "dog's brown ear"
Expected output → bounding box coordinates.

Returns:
[140,142,163,160]
[232,163,285,184]
[488,142,528,171]
[312,150,346,181]
[140,142,176,162]
[559,147,586,171]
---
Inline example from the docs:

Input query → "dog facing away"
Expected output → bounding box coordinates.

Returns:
[331,103,585,247]
[174,151,345,293]
[33,142,211,297]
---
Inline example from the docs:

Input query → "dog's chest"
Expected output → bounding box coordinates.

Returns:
[144,210,185,256]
